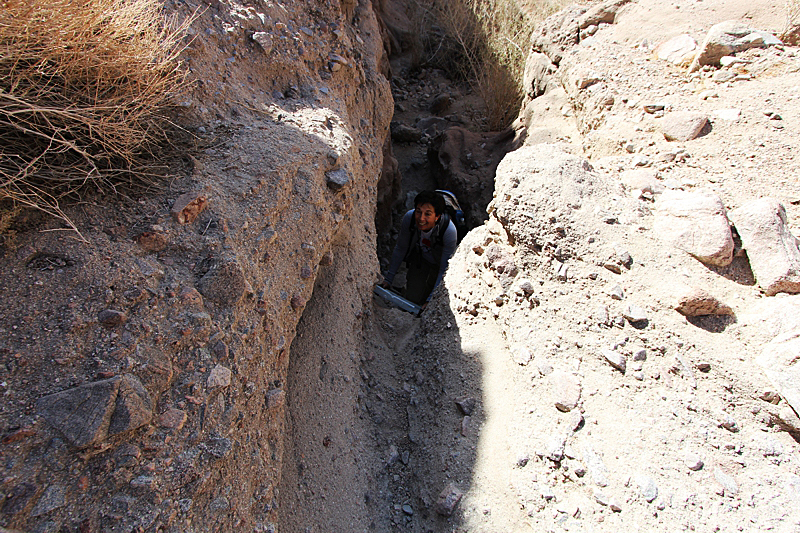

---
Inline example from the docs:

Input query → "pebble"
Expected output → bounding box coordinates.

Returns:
[685,451,704,471]
[545,434,567,462]
[98,309,127,327]
[207,364,232,388]
[552,371,582,412]
[455,396,477,415]
[623,304,648,324]
[434,483,463,516]
[513,346,532,365]
[635,474,659,503]
[609,285,624,300]
[601,349,627,373]
[714,468,739,496]
[718,414,739,433]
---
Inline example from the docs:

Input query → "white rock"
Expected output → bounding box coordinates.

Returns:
[729,198,800,295]
[654,189,734,266]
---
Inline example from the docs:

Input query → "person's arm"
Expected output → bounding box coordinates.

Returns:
[428,219,457,300]
[384,210,414,285]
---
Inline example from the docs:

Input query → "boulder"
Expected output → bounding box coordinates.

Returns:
[654,34,698,67]
[654,189,734,267]
[690,20,782,71]
[756,331,800,421]
[729,198,800,295]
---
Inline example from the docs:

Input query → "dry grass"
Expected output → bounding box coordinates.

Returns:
[415,0,567,130]
[0,0,194,237]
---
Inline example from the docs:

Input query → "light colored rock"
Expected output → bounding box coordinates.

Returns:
[552,370,582,412]
[619,168,665,195]
[207,364,232,388]
[714,467,739,496]
[661,112,709,142]
[635,474,659,502]
[675,287,733,316]
[690,20,783,71]
[654,189,734,267]
[654,34,697,66]
[602,349,627,373]
[729,198,800,295]
[623,304,648,324]
[513,346,532,365]
[685,451,704,471]
[712,108,741,121]
[757,331,800,421]
[581,442,610,487]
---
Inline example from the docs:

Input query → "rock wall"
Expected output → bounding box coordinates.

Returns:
[0,1,392,532]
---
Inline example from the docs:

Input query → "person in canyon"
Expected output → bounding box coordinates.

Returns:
[381,190,457,308]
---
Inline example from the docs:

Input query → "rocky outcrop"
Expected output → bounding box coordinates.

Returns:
[0,1,392,532]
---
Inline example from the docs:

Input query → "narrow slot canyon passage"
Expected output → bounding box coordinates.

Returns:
[278,44,511,532]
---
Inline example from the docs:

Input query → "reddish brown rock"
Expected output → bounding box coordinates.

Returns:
[179,287,204,307]
[134,231,168,252]
[171,191,209,224]
[434,483,464,516]
[675,287,733,316]
[98,309,127,328]
[158,408,187,430]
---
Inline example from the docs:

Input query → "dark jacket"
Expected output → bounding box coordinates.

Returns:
[384,209,457,298]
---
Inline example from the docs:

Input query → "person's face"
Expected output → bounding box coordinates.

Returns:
[414,202,440,231]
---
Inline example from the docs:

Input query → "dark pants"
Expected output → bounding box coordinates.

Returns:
[405,256,438,305]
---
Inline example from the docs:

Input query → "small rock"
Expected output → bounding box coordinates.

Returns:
[623,304,648,324]
[718,414,739,432]
[609,285,624,300]
[632,349,647,362]
[252,32,273,53]
[714,467,739,496]
[171,191,208,224]
[602,349,627,373]
[429,93,452,115]
[134,231,168,252]
[685,452,704,471]
[98,309,127,328]
[545,434,567,462]
[593,489,610,506]
[461,415,471,436]
[513,346,532,365]
[266,389,285,410]
[635,474,659,502]
[661,112,709,142]
[434,483,463,516]
[728,198,800,295]
[455,396,477,416]
[643,103,666,113]
[390,122,423,143]
[207,364,232,388]
[654,34,698,66]
[157,408,187,430]
[552,371,582,412]
[325,168,351,191]
[675,287,733,316]
[402,504,414,515]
